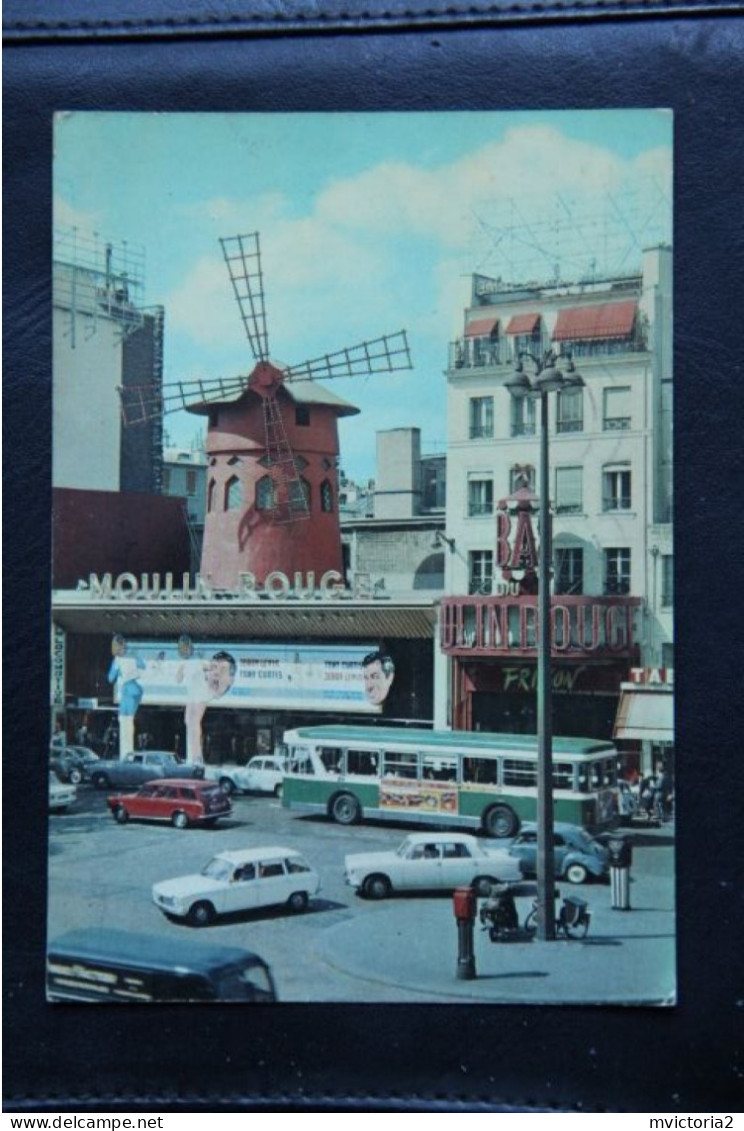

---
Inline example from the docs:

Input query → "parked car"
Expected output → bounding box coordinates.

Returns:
[107,779,232,829]
[88,750,205,790]
[153,846,321,926]
[344,832,523,900]
[49,744,100,785]
[507,822,610,884]
[206,755,286,796]
[49,770,77,812]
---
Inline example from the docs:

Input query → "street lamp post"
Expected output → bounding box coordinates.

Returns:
[506,349,584,941]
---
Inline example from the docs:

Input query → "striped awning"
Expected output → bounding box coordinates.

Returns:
[553,300,638,342]
[505,312,541,335]
[465,317,500,338]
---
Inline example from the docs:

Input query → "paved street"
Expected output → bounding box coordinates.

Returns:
[47,783,676,1005]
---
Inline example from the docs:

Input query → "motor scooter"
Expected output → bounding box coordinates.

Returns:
[478,883,521,942]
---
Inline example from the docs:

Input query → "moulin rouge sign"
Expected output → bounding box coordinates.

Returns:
[82,569,363,601]
[440,489,641,657]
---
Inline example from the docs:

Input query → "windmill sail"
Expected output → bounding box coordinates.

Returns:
[219,232,270,362]
[285,330,412,383]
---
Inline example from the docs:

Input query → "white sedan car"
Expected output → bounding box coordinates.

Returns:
[206,756,285,796]
[345,832,523,900]
[49,770,77,812]
[153,846,320,926]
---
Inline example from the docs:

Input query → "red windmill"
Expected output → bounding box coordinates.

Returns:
[119,232,413,588]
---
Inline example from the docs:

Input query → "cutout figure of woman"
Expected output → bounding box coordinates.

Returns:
[107,634,145,758]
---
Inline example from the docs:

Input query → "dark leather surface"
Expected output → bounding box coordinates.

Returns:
[4,3,744,1114]
[3,0,742,38]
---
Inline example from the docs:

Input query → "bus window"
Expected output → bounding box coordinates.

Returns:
[552,763,574,790]
[422,755,457,782]
[288,747,313,774]
[590,759,615,788]
[346,749,378,776]
[383,751,419,779]
[463,757,499,786]
[320,747,343,773]
[503,759,537,787]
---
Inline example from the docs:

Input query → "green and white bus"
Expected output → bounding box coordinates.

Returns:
[281,725,620,837]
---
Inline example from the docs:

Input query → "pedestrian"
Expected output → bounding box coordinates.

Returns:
[639,773,656,821]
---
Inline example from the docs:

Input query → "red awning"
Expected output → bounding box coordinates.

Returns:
[553,300,638,342]
[505,312,541,335]
[465,317,499,338]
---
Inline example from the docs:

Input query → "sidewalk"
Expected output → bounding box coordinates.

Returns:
[314,832,676,1005]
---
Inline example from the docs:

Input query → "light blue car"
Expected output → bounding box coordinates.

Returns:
[508,822,610,884]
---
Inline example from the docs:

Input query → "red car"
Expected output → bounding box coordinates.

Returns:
[107,780,232,829]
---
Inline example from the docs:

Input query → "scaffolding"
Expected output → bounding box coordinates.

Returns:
[53,226,147,347]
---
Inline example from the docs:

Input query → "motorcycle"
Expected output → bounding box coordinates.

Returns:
[478,883,521,942]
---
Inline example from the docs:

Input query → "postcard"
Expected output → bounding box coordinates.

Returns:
[49,109,675,1007]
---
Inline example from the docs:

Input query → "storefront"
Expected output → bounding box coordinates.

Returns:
[613,668,675,781]
[439,593,642,741]
[51,572,438,764]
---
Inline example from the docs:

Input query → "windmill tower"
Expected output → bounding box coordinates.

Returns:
[119,232,412,588]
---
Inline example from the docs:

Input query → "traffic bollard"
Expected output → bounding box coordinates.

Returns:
[606,836,633,910]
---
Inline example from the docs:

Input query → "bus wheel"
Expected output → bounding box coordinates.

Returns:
[330,792,361,825]
[483,805,519,838]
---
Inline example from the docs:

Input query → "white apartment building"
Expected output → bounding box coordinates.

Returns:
[439,246,673,771]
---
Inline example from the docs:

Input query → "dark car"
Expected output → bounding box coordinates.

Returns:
[107,779,232,829]
[47,928,277,1002]
[508,821,610,884]
[49,744,100,785]
[88,750,205,790]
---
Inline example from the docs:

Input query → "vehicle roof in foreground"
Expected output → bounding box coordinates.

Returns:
[48,928,268,973]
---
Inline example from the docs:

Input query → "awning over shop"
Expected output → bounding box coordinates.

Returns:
[553,300,637,342]
[505,312,541,335]
[465,317,500,338]
[613,689,674,742]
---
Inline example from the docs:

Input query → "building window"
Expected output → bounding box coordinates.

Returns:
[207,478,216,512]
[224,475,242,511]
[295,405,310,427]
[661,554,673,607]
[510,394,536,437]
[556,387,583,433]
[603,386,632,431]
[467,476,493,517]
[469,397,494,439]
[256,475,275,511]
[603,466,632,511]
[289,477,311,512]
[186,470,197,496]
[320,479,333,513]
[555,467,583,514]
[555,547,583,595]
[468,550,493,595]
[509,464,535,493]
[604,548,631,595]
[162,468,171,492]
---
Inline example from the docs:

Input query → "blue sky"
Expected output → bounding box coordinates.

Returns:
[54,110,672,481]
